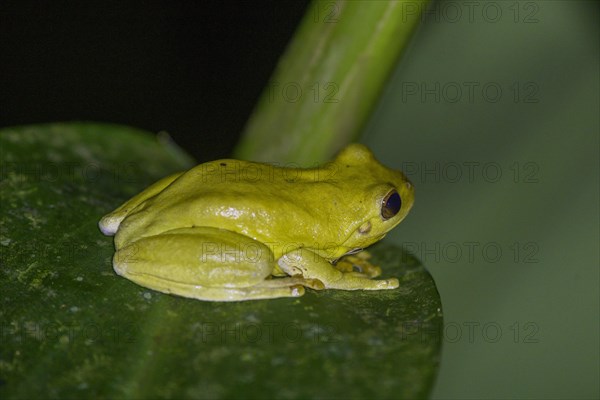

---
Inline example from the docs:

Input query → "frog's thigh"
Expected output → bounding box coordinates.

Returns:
[113,227,303,301]
[280,248,399,291]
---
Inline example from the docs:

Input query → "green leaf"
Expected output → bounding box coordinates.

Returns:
[0,123,442,399]
[234,0,430,164]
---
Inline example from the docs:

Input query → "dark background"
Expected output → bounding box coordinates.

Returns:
[0,1,310,161]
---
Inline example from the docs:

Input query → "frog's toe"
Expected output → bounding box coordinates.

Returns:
[291,285,305,297]
[354,264,382,278]
[368,265,382,278]
[376,278,399,289]
[344,271,371,279]
[335,255,382,278]
[305,278,325,290]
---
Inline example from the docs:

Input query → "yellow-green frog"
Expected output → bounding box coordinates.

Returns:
[99,143,414,301]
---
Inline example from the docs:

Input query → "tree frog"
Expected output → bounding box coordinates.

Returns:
[99,143,414,301]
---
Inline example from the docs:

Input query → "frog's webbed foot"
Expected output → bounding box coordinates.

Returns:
[334,251,382,278]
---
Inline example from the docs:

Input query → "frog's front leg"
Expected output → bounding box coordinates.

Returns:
[279,249,399,291]
[112,227,317,301]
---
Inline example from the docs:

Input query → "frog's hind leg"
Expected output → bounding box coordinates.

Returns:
[137,279,307,301]
[258,276,325,290]
[112,227,310,301]
[162,277,324,302]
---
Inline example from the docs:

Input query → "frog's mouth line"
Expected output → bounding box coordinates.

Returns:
[342,231,386,248]
[345,247,364,256]
[335,228,386,261]
[330,247,362,264]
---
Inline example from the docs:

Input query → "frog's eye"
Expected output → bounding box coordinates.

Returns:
[381,190,401,220]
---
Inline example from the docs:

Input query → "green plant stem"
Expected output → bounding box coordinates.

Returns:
[233,0,430,164]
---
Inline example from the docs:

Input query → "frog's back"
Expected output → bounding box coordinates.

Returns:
[112,159,351,250]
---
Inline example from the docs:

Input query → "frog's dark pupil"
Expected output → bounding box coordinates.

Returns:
[382,191,401,220]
